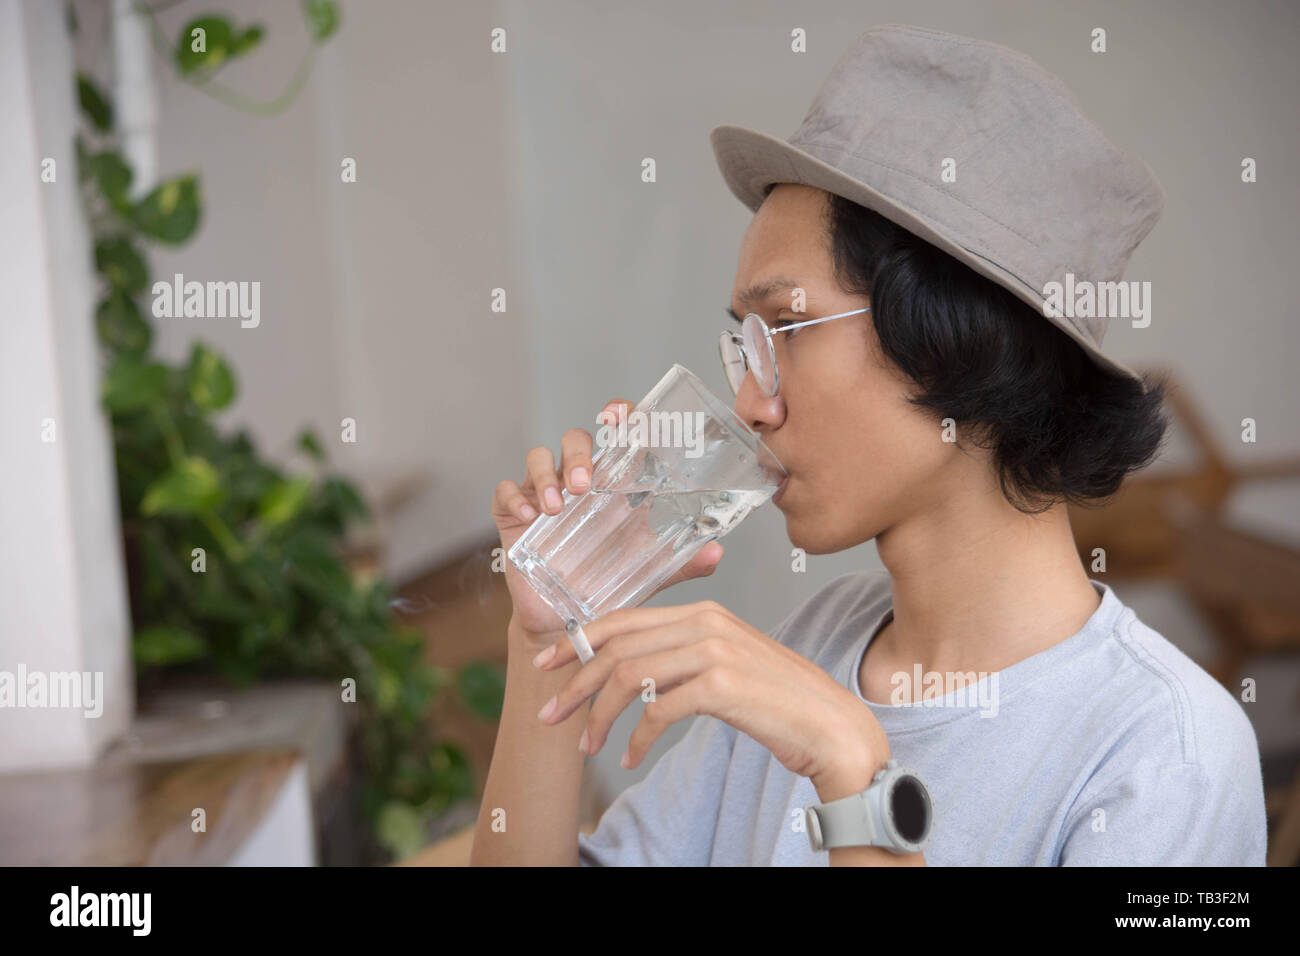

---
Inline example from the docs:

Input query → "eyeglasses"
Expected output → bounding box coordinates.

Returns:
[718,307,870,397]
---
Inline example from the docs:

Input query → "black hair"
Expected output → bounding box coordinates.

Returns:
[794,184,1169,514]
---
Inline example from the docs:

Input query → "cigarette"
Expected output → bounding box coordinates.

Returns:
[565,618,595,664]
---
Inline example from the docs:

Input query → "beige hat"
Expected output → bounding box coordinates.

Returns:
[711,23,1165,384]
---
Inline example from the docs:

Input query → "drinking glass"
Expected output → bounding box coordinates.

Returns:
[508,364,786,657]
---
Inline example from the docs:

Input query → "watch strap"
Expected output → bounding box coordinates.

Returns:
[809,789,884,850]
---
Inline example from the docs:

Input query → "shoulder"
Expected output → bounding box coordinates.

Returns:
[1062,598,1265,855]
[1044,591,1266,863]
[765,568,892,658]
[1098,605,1260,778]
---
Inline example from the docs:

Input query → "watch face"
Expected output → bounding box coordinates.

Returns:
[888,775,931,844]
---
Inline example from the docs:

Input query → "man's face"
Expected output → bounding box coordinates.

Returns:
[728,184,970,553]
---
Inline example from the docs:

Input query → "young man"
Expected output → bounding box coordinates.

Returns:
[473,25,1267,866]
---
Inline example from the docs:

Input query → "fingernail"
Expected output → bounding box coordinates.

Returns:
[578,729,590,754]
[598,411,614,426]
[571,467,589,489]
[620,750,631,769]
[537,696,557,721]
[519,503,537,520]
[531,645,556,668]
[544,487,562,511]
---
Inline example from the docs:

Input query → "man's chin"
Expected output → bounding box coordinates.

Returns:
[782,516,836,556]
[783,510,874,556]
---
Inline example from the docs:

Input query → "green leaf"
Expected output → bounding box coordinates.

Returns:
[426,742,474,813]
[131,175,201,244]
[375,801,428,860]
[89,151,132,210]
[397,663,439,722]
[376,665,402,713]
[141,457,224,516]
[231,24,264,56]
[186,344,236,410]
[77,72,112,132]
[297,428,325,461]
[222,445,279,504]
[456,660,506,721]
[134,625,207,666]
[322,476,368,522]
[175,16,234,75]
[283,531,350,602]
[193,591,257,623]
[94,236,149,293]
[102,355,166,412]
[302,0,339,42]
[232,550,292,607]
[259,476,313,527]
[96,292,152,355]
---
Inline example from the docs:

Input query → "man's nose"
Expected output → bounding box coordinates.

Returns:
[732,373,786,434]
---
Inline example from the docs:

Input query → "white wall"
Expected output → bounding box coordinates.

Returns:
[133,0,532,583]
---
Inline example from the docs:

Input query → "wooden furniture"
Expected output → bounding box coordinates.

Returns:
[1162,493,1300,687]
[0,748,307,866]
[0,678,355,865]
[1067,366,1300,578]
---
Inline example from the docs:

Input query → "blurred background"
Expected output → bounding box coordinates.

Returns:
[1,0,1297,865]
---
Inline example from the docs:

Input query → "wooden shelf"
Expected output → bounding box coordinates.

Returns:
[0,677,354,866]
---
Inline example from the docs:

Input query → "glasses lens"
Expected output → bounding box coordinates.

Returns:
[718,332,746,394]
[741,314,776,395]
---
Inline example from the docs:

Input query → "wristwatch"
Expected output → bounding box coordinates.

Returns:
[803,759,934,854]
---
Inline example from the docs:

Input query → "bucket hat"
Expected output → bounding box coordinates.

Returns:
[711,23,1165,384]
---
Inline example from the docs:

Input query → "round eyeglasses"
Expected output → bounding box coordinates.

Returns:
[718,307,870,397]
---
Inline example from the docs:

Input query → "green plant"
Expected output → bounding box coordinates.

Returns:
[72,1,504,862]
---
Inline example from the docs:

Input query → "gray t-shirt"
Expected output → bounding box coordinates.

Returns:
[577,570,1268,865]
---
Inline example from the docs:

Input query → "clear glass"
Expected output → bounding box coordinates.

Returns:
[508,364,787,629]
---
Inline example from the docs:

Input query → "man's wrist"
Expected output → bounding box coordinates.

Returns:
[811,721,890,803]
[507,616,566,656]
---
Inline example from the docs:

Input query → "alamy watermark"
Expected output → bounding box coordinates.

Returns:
[0,665,103,718]
[50,886,150,935]
[1042,272,1151,328]
[890,666,999,717]
[594,409,708,458]
[152,272,260,328]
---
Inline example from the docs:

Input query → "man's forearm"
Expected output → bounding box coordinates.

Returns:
[469,621,591,865]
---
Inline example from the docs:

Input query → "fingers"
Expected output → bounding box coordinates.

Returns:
[622,682,709,769]
[580,642,716,753]
[492,478,538,525]
[559,429,593,495]
[519,399,635,515]
[597,398,636,428]
[524,446,565,515]
[535,601,719,671]
[654,542,724,594]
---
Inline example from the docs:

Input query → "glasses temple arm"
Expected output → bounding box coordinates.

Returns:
[778,306,871,333]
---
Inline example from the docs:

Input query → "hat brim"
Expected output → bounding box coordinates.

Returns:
[710,124,1145,386]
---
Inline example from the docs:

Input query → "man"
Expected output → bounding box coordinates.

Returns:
[473,24,1267,866]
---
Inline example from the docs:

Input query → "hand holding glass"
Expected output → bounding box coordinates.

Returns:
[508,364,786,662]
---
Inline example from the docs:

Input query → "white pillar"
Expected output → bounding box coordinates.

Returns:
[0,0,134,770]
